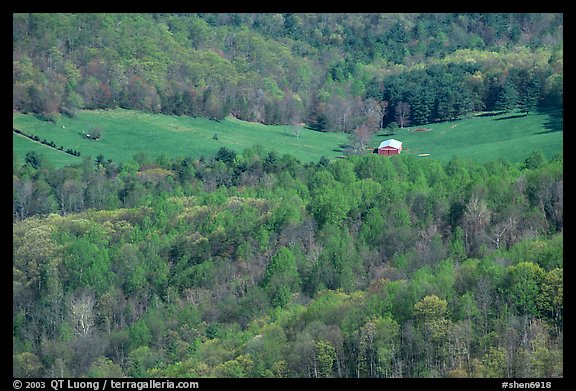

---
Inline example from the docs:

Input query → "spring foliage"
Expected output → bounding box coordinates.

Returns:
[13,148,562,378]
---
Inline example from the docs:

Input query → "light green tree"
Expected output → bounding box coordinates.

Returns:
[414,295,452,374]
[315,340,336,378]
[506,262,545,316]
[87,357,124,378]
[262,247,300,307]
[537,268,563,331]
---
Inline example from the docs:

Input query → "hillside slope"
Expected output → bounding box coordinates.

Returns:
[13,144,563,378]
[13,108,563,167]
[376,108,563,162]
[13,13,563,131]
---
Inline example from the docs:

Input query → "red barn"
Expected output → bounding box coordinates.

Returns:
[377,139,402,155]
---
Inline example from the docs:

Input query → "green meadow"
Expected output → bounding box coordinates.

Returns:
[13,108,562,167]
[12,109,349,167]
[13,131,80,167]
[375,109,563,163]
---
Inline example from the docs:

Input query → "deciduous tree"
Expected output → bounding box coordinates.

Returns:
[69,292,96,340]
[395,101,411,128]
[262,247,300,307]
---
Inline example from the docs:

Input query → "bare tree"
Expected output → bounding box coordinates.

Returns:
[69,292,96,340]
[293,125,302,139]
[362,98,381,133]
[474,277,494,339]
[463,196,491,256]
[490,216,518,250]
[358,320,377,377]
[14,178,33,220]
[350,124,372,154]
[395,101,411,129]
[57,179,86,215]
[326,95,351,132]
[325,95,363,133]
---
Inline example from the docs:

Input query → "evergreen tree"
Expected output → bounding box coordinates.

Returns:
[496,82,519,112]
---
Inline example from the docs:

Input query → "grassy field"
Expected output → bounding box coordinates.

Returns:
[13,108,563,167]
[13,132,80,167]
[13,109,349,167]
[373,109,563,163]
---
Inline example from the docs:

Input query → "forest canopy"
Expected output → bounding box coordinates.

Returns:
[13,149,563,378]
[13,13,563,130]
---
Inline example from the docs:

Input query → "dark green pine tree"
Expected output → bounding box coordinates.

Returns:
[517,75,541,116]
[495,82,519,112]
[411,88,433,125]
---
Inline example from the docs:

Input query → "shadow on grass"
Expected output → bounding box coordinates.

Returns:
[536,108,563,135]
[303,126,329,133]
[33,113,57,123]
[333,144,352,153]
[280,131,298,138]
[494,113,528,121]
[476,111,507,117]
[376,132,398,137]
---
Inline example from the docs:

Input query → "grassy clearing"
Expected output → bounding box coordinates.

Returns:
[13,132,81,167]
[13,109,349,167]
[373,108,563,163]
[13,108,562,168]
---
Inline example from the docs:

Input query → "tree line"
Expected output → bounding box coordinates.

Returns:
[13,13,563,131]
[13,128,81,159]
[13,148,563,377]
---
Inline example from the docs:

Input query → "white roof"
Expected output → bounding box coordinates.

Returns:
[378,139,402,149]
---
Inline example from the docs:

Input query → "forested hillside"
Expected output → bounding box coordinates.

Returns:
[13,13,563,131]
[13,13,563,380]
[13,150,563,377]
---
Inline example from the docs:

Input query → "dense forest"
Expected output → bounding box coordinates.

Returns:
[13,13,563,131]
[13,148,563,377]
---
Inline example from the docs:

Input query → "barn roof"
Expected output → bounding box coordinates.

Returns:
[378,139,402,149]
